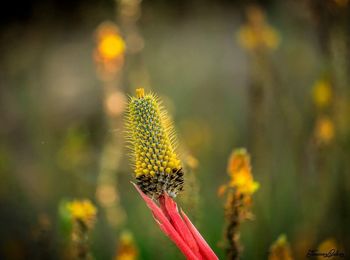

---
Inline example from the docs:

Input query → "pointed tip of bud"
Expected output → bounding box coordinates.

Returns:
[136,88,145,98]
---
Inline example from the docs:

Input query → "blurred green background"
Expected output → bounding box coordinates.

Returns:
[0,0,349,259]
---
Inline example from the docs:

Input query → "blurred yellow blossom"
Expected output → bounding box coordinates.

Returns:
[237,6,280,51]
[312,80,332,109]
[317,238,342,260]
[227,148,259,195]
[116,231,138,260]
[94,22,126,78]
[221,148,259,259]
[98,34,125,60]
[67,199,97,228]
[314,116,335,145]
[96,22,126,60]
[269,234,294,260]
[65,199,97,259]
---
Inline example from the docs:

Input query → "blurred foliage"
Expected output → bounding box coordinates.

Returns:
[0,0,350,259]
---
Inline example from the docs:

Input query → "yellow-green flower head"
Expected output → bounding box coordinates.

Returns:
[125,88,184,198]
[66,199,97,229]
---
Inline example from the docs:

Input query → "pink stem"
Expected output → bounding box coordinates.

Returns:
[132,183,199,260]
[181,210,219,260]
[159,194,201,258]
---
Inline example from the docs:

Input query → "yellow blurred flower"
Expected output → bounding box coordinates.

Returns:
[94,22,126,78]
[66,200,97,259]
[269,234,294,260]
[237,6,280,51]
[221,148,258,259]
[67,199,97,227]
[116,231,138,260]
[227,148,259,195]
[314,116,335,145]
[238,25,280,50]
[312,80,332,108]
[317,238,340,260]
[95,22,126,61]
[98,34,126,60]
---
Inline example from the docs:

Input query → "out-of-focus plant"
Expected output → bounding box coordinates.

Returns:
[311,78,335,146]
[237,5,280,52]
[125,88,218,259]
[116,0,149,88]
[94,22,126,80]
[308,0,350,147]
[117,0,144,55]
[62,199,97,260]
[31,214,53,259]
[218,148,259,260]
[314,116,335,145]
[236,5,281,174]
[312,79,333,110]
[94,21,127,229]
[115,230,138,260]
[268,234,294,260]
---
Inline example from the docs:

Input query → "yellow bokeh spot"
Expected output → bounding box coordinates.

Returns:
[105,91,127,116]
[96,185,117,207]
[315,117,335,145]
[98,34,126,60]
[312,80,332,108]
[317,238,338,260]
[94,22,126,76]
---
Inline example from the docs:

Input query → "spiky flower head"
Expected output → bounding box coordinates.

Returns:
[125,88,184,198]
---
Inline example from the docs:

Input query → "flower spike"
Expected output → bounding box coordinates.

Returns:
[127,89,218,260]
[132,183,218,260]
